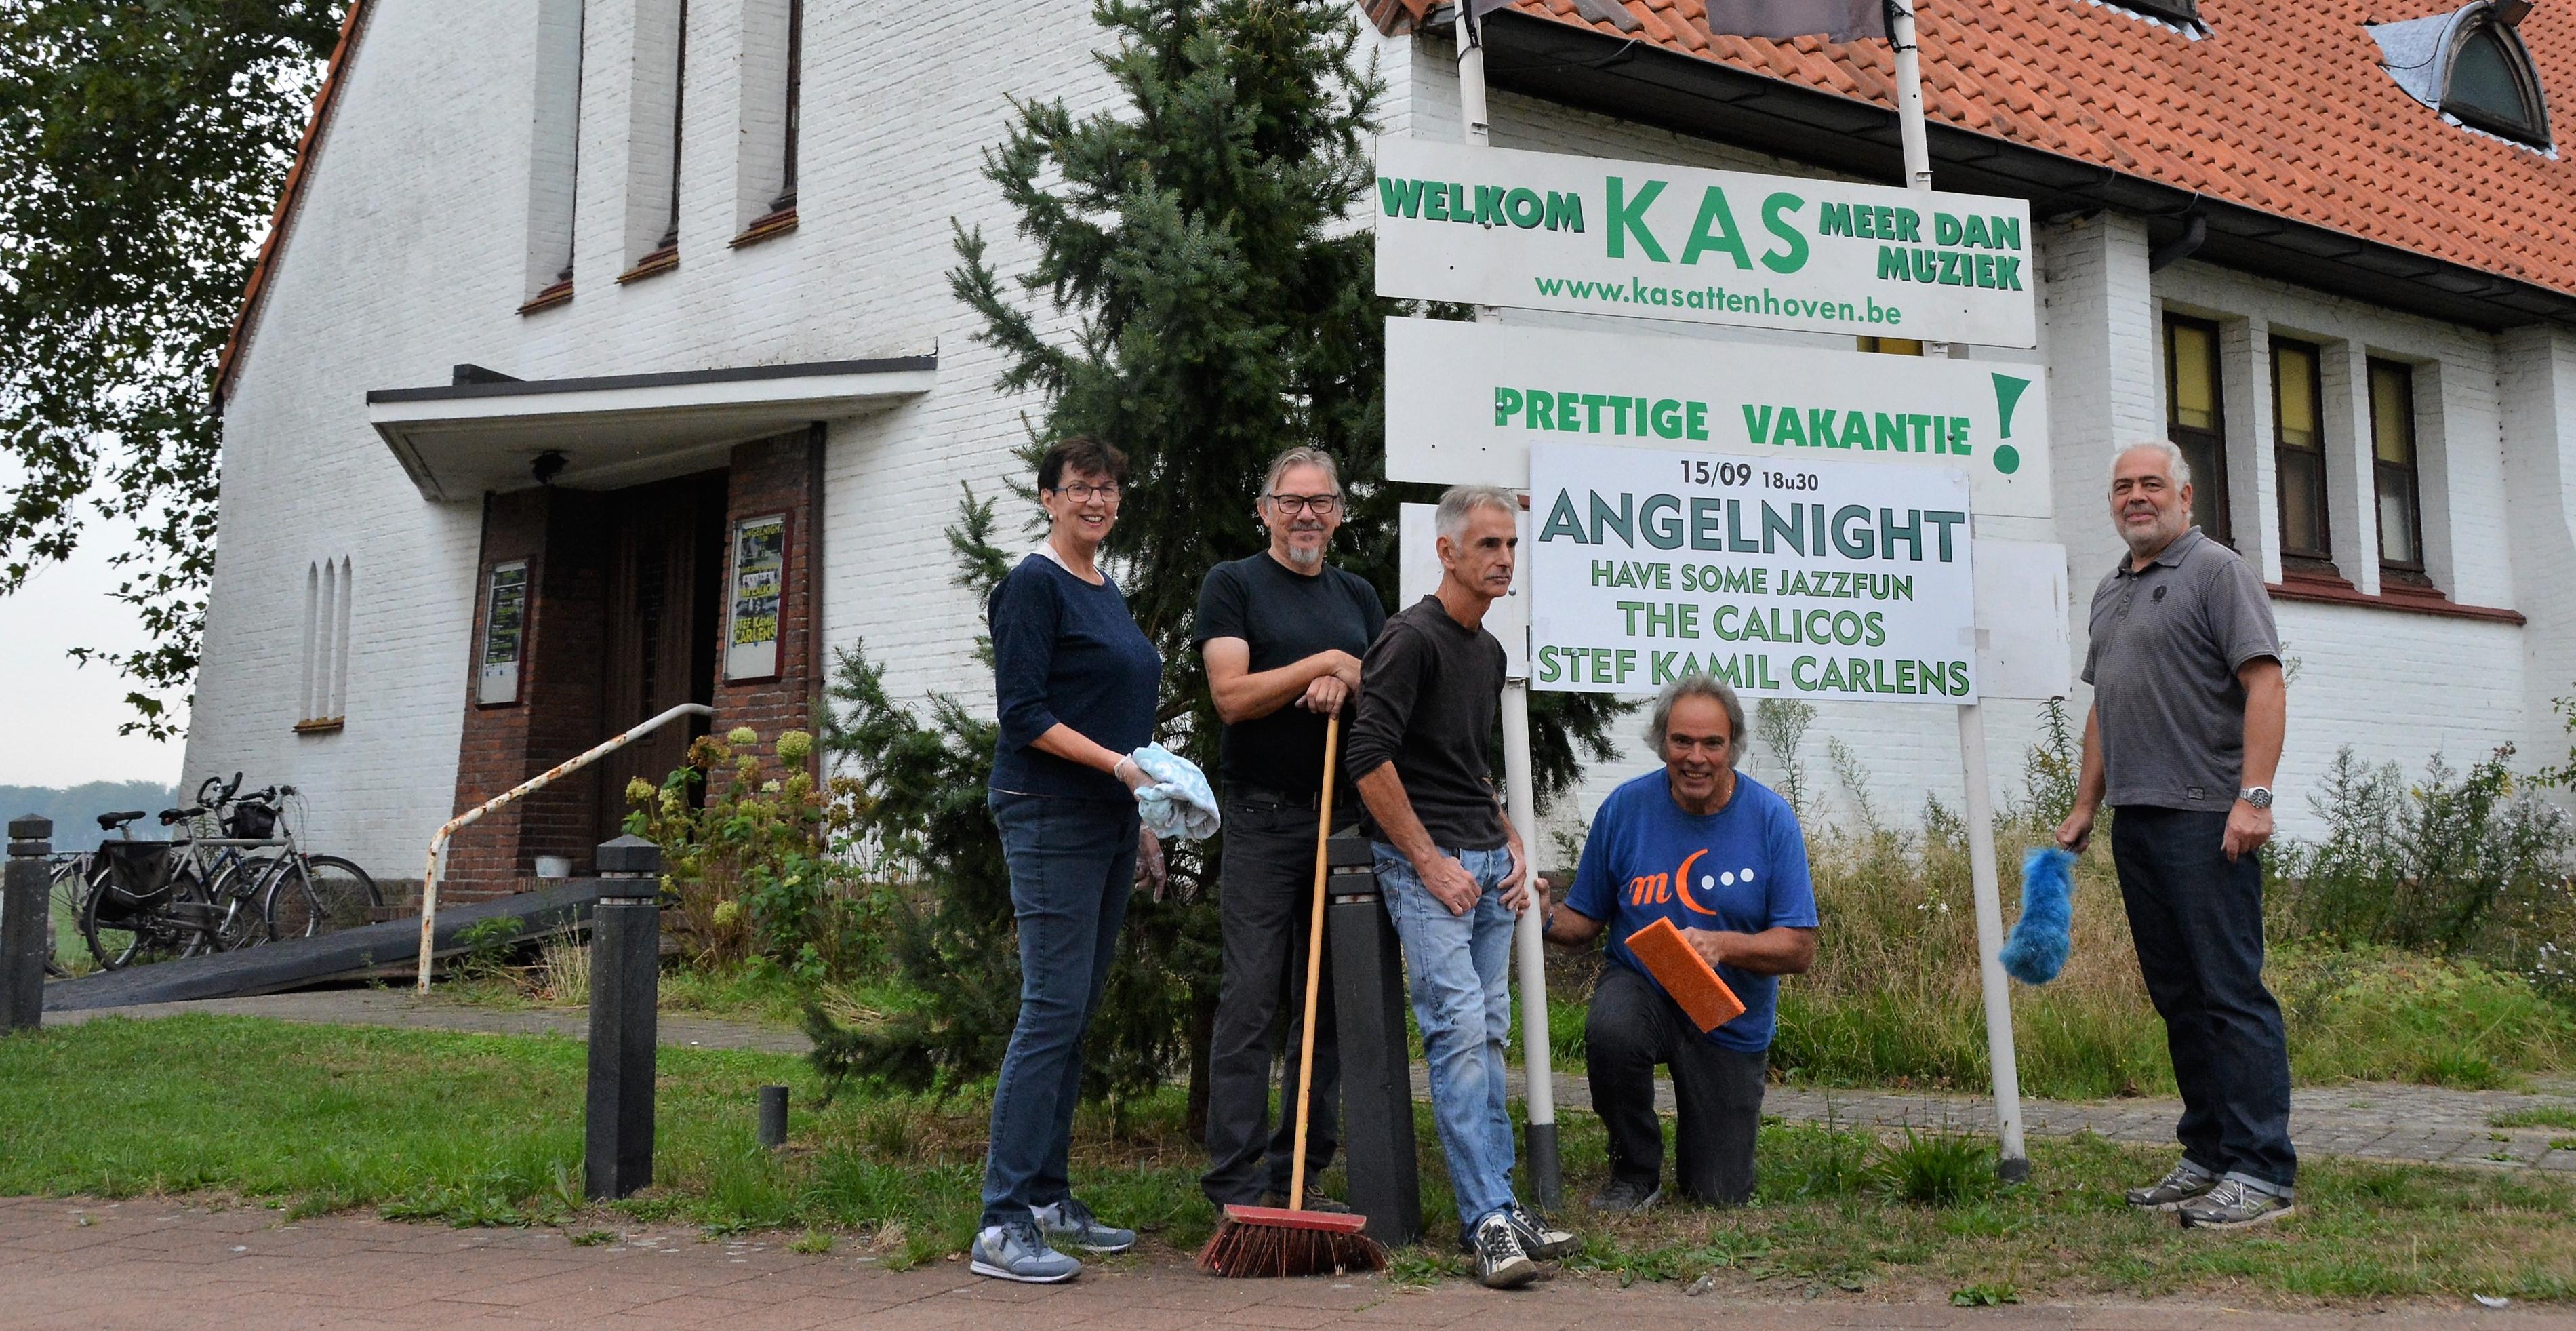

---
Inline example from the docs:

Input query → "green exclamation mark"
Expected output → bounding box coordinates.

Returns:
[1991,373,2031,475]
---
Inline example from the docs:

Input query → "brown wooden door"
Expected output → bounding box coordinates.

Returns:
[596,472,727,842]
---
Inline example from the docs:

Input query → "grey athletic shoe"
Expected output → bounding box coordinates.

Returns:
[970,1217,1081,1283]
[1506,1204,1579,1261]
[1472,1213,1539,1289]
[2178,1178,2295,1231]
[1589,1177,1663,1214]
[2124,1161,2217,1212]
[1032,1197,1135,1254]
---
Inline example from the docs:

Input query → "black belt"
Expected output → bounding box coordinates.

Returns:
[1227,782,1323,810]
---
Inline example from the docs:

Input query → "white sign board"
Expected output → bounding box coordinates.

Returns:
[1527,442,1977,702]
[1373,138,2038,349]
[1972,538,2074,701]
[1399,502,1530,679]
[1385,317,2050,519]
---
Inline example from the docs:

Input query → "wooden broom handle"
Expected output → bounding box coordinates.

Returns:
[1286,709,1340,1210]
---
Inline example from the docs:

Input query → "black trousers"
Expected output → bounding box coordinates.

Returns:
[1586,963,1769,1206]
[1201,796,1345,1206]
[2112,805,2297,1191]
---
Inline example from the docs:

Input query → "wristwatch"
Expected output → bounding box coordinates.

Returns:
[2239,786,2273,810]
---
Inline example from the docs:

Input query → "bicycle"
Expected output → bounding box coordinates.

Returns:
[78,774,270,970]
[220,784,383,940]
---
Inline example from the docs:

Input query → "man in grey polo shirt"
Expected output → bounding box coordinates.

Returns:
[2057,439,2293,1231]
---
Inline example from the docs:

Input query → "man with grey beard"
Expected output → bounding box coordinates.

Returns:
[1194,447,1384,1212]
[2058,439,2293,1231]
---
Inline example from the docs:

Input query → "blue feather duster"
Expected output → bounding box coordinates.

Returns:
[2000,846,2076,985]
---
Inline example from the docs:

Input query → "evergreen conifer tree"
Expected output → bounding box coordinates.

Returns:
[812,0,1624,1126]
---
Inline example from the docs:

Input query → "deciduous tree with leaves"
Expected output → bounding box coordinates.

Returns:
[0,1,344,736]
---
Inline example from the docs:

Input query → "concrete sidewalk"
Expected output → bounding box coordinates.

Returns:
[47,989,2576,1173]
[3,1196,2566,1331]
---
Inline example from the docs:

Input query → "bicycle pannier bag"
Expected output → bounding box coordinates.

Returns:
[92,841,176,924]
[227,802,279,840]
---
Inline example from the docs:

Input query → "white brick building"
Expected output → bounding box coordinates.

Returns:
[189,0,2576,886]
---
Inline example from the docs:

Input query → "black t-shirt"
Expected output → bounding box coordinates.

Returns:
[1344,595,1510,850]
[1193,553,1386,794]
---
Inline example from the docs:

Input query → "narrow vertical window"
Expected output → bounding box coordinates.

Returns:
[2369,359,2426,574]
[298,562,321,723]
[521,0,586,309]
[778,0,801,211]
[733,0,801,241]
[2270,338,2331,567]
[332,557,355,720]
[622,0,687,277]
[315,559,339,713]
[2163,315,2230,544]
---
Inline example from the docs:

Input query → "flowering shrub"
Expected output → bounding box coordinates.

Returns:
[623,726,871,978]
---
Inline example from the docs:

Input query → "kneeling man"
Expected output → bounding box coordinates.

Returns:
[1543,675,1817,1209]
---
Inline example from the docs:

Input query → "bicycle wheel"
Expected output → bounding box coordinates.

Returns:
[46,857,89,976]
[300,855,383,930]
[262,856,323,941]
[80,867,174,971]
[209,856,277,950]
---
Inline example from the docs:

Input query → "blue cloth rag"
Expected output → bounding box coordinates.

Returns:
[1128,743,1220,841]
[2000,846,2076,985]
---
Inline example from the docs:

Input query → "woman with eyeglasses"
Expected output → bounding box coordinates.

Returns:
[971,435,1165,1284]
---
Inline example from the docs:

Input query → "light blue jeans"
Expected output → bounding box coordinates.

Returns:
[1370,841,1521,1230]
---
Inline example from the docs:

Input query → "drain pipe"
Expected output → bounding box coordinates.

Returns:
[2149,210,2209,273]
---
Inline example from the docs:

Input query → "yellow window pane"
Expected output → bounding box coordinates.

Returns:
[2273,344,2318,448]
[2370,363,2413,464]
[2171,323,2215,430]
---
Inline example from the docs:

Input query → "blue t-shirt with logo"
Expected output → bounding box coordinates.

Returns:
[1563,769,1817,1052]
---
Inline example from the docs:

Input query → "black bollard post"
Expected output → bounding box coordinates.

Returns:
[2,815,50,1034]
[757,1085,788,1149]
[1323,834,1422,1249]
[585,834,662,1201]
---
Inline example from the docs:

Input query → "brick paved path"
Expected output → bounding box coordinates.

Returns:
[50,991,2576,1173]
[4,1196,2567,1331]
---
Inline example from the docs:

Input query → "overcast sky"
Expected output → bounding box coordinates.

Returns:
[0,520,188,789]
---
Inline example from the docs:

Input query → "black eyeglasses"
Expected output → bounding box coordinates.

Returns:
[1265,492,1342,515]
[1051,482,1122,502]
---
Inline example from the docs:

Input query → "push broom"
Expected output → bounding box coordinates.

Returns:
[1196,711,1388,1278]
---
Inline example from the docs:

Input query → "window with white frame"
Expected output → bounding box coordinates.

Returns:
[298,557,353,730]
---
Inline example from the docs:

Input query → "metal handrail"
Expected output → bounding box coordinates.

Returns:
[414,702,712,992]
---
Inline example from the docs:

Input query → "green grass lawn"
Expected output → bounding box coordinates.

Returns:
[3,1014,2570,1302]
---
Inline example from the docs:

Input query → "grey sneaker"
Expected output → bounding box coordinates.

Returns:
[2124,1161,2217,1212]
[970,1217,1081,1283]
[1506,1204,1579,1261]
[2178,1178,2295,1231]
[1589,1177,1663,1214]
[1472,1213,1539,1289]
[1031,1197,1134,1254]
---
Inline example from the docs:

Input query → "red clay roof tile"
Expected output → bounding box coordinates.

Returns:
[1478,0,2576,298]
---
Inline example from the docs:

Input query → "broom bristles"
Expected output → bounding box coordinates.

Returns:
[1196,1205,1388,1278]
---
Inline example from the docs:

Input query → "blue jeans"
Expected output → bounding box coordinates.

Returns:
[980,791,1139,1229]
[2112,806,2297,1196]
[1371,841,1521,1229]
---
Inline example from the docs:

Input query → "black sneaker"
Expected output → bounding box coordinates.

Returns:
[2124,1161,2218,1212]
[2177,1178,2295,1231]
[1257,1188,1353,1214]
[1472,1213,1539,1289]
[1589,1177,1662,1214]
[1505,1204,1579,1260]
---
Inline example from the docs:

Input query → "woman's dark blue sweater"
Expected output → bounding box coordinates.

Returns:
[988,553,1162,801]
